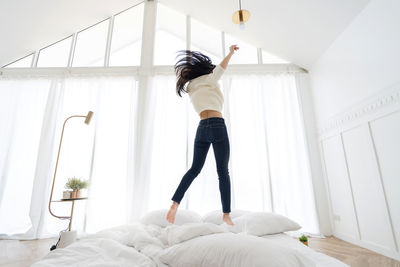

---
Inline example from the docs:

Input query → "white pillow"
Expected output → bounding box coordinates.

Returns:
[224,212,301,236]
[139,209,202,227]
[164,222,227,246]
[202,209,250,224]
[159,232,316,267]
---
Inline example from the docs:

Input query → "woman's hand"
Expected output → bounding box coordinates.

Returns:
[229,45,239,54]
[220,45,239,69]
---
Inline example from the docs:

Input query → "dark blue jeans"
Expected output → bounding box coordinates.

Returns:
[171,117,231,213]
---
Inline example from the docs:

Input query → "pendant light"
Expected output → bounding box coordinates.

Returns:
[232,0,250,30]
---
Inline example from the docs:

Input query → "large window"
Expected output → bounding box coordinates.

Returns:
[154,3,186,65]
[37,36,72,67]
[109,3,144,66]
[262,50,288,64]
[72,19,110,67]
[224,34,258,64]
[190,18,223,64]
[0,1,313,242]
[2,2,293,68]
[3,54,33,68]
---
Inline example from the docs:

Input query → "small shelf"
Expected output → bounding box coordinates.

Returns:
[52,197,88,202]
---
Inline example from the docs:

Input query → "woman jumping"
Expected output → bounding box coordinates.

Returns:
[166,44,239,226]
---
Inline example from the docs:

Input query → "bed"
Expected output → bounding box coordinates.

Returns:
[31,210,349,267]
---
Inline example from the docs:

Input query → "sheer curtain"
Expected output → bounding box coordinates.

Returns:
[225,73,319,234]
[0,70,320,239]
[0,78,52,238]
[143,72,320,234]
[0,75,137,239]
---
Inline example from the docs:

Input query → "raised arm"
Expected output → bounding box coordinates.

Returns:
[220,45,239,69]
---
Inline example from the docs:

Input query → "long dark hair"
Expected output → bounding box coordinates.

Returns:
[175,50,215,97]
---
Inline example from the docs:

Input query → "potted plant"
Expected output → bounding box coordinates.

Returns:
[65,177,89,198]
[299,234,308,246]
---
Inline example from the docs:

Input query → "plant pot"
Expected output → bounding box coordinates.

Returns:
[70,190,81,198]
[300,240,308,246]
[63,191,71,199]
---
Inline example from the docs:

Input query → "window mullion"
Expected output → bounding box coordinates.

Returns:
[186,15,191,50]
[104,16,115,67]
[32,51,39,67]
[139,0,157,72]
[221,31,226,58]
[257,48,263,64]
[68,33,77,67]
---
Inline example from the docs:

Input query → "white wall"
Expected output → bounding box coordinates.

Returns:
[310,0,400,124]
[309,0,400,261]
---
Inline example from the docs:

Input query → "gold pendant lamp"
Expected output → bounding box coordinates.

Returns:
[232,0,251,30]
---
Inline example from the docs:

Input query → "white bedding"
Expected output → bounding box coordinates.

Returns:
[159,231,316,267]
[32,222,349,267]
[30,237,156,267]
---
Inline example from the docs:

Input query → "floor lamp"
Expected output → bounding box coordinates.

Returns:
[48,111,94,250]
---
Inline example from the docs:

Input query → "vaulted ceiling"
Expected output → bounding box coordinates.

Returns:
[0,0,370,68]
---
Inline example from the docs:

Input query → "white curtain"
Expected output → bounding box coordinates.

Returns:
[225,73,319,234]
[0,75,137,239]
[0,78,52,238]
[140,72,320,234]
[0,71,320,239]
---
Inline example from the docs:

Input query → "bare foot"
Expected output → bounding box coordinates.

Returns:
[222,213,234,226]
[166,201,179,224]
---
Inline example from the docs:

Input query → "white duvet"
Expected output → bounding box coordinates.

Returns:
[30,237,156,267]
[32,222,349,267]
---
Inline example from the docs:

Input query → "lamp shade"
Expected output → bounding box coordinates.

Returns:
[232,9,250,24]
[84,111,94,125]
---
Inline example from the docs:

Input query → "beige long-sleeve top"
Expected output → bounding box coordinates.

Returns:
[186,64,225,115]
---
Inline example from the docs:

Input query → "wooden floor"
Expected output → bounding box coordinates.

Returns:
[0,237,58,267]
[0,236,399,267]
[308,236,400,267]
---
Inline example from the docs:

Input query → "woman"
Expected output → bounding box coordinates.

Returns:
[166,45,239,226]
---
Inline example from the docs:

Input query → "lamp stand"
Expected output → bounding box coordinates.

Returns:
[48,111,93,250]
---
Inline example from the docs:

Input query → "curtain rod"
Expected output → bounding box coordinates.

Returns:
[0,64,307,78]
